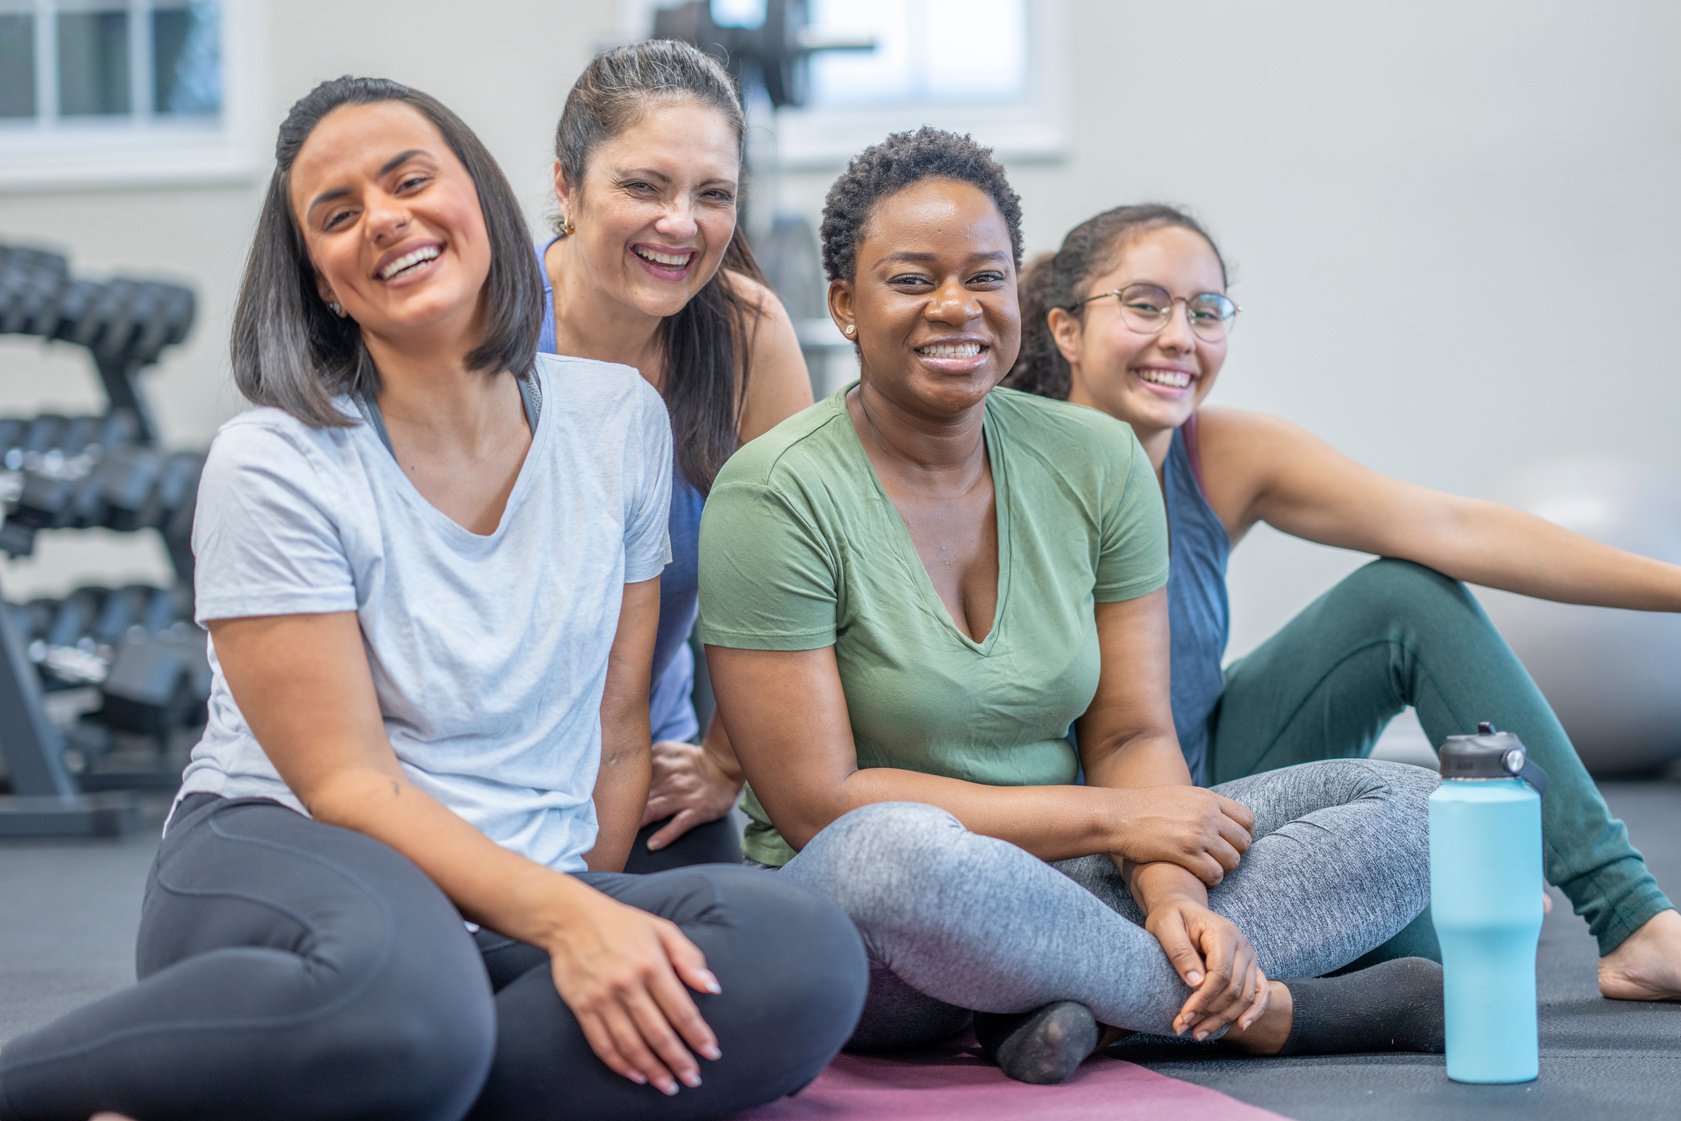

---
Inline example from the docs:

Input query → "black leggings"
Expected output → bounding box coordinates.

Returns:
[0,795,866,1121]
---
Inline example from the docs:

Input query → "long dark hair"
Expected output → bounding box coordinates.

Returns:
[554,39,760,494]
[231,76,541,427]
[1007,204,1226,401]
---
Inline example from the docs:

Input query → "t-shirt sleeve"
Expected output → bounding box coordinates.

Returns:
[1094,426,1171,602]
[697,477,838,650]
[192,422,358,624]
[623,384,674,584]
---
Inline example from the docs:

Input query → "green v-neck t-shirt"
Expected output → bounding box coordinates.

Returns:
[698,384,1170,866]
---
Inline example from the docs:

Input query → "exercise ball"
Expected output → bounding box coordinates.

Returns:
[1480,459,1681,778]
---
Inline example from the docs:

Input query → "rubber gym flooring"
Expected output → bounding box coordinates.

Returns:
[3,774,1678,1120]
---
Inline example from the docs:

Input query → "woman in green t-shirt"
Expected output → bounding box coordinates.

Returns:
[698,128,1445,1085]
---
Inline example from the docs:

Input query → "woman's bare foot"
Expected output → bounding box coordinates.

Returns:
[1599,909,1681,1001]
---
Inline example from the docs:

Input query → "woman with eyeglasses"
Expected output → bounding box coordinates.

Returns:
[698,129,1451,1088]
[1007,203,1681,1002]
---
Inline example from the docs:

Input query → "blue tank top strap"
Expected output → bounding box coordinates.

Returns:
[1163,417,1233,784]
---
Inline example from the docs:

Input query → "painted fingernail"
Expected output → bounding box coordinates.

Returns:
[629,1072,647,1085]
[1186,972,1203,986]
[658,1079,679,1096]
[700,971,722,994]
[1194,1030,1209,1042]
[701,1043,722,1061]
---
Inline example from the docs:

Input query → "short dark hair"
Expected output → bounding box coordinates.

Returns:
[1007,204,1228,401]
[231,76,541,427]
[819,126,1024,284]
[554,39,759,494]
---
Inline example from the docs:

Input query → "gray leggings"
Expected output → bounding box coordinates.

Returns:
[777,759,1437,1050]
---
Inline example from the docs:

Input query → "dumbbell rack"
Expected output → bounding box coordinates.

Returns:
[0,243,199,837]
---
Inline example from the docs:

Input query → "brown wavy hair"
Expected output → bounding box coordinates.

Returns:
[1006,204,1226,401]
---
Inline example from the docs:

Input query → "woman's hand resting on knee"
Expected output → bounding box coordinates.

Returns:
[545,887,723,1096]
[1144,893,1270,1040]
[1109,786,1255,885]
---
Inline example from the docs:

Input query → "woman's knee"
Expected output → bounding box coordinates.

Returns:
[782,802,980,922]
[1330,558,1485,634]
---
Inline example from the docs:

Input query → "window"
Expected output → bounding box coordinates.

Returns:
[622,0,1070,167]
[0,0,260,190]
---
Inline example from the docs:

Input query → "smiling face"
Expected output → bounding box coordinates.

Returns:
[1054,224,1230,442]
[288,100,492,353]
[553,97,740,321]
[831,177,1020,420]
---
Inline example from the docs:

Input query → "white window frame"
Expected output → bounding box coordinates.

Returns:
[616,0,1071,168]
[0,0,264,192]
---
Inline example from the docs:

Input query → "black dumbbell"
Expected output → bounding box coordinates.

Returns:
[7,467,84,531]
[57,414,106,457]
[89,584,158,648]
[90,277,145,360]
[134,284,196,364]
[42,586,109,650]
[93,445,164,532]
[20,414,68,456]
[0,416,26,460]
[7,598,58,646]
[139,585,192,634]
[49,278,104,345]
[100,627,210,735]
[150,450,204,530]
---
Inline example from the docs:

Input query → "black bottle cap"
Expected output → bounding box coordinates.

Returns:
[1438,723,1549,796]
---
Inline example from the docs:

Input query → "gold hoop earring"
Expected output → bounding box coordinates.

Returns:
[558,215,576,238]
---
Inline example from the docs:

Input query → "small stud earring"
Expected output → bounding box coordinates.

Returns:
[328,301,344,317]
[843,323,856,337]
[559,215,576,238]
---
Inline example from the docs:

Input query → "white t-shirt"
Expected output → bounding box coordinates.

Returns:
[178,353,672,873]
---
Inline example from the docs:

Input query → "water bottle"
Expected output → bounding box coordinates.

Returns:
[1429,721,1548,1084]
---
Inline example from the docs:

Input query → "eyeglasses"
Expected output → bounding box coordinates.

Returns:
[1069,283,1239,343]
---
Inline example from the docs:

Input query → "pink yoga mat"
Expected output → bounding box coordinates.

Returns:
[739,1041,1293,1121]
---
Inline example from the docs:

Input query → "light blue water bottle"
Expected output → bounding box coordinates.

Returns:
[1429,722,1548,1083]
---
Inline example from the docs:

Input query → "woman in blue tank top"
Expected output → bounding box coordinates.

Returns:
[1008,204,1681,1003]
[539,42,813,869]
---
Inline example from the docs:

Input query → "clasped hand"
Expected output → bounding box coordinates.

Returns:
[547,887,722,1096]
[640,739,743,851]
[1145,896,1271,1041]
[1112,785,1255,886]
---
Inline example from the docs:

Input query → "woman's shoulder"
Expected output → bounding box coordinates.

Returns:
[713,390,851,492]
[206,401,361,477]
[988,387,1147,468]
[533,352,661,415]
[720,268,787,318]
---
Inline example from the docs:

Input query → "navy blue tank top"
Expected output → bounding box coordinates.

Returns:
[1163,419,1232,784]
[537,240,707,742]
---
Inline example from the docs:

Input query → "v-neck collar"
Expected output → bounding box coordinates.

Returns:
[353,370,547,544]
[835,384,1012,655]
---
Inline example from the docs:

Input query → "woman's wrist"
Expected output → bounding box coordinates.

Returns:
[504,867,605,952]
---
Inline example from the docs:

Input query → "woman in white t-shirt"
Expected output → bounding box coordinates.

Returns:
[0,76,863,1121]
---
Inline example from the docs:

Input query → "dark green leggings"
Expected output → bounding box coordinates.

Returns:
[1210,558,1672,956]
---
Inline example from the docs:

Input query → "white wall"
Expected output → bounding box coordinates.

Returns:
[5,0,1681,659]
[772,0,1681,657]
